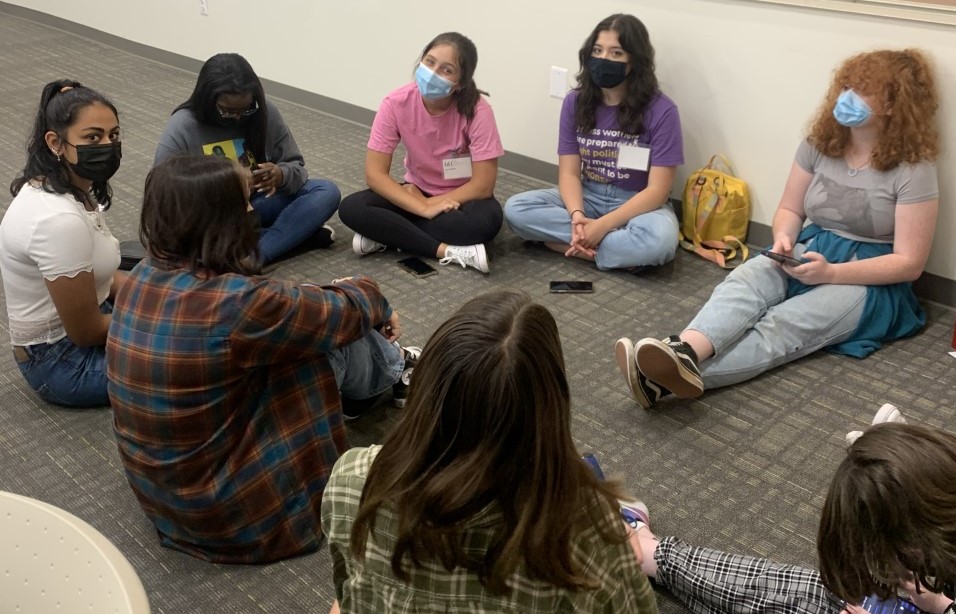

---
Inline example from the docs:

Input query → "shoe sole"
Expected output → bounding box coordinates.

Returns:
[351,233,366,257]
[872,403,904,426]
[635,338,703,399]
[474,245,490,273]
[352,233,384,256]
[615,338,651,409]
[846,403,905,447]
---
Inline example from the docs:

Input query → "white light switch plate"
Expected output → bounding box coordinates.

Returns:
[549,66,568,99]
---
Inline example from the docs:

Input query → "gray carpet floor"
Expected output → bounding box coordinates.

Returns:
[2,10,955,614]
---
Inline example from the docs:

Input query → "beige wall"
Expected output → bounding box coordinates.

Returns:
[9,0,955,279]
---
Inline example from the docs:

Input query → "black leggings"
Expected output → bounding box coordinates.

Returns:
[338,189,503,257]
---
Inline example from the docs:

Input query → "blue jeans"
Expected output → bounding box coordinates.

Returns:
[15,303,113,408]
[504,183,679,270]
[252,178,341,264]
[686,248,866,390]
[327,331,404,401]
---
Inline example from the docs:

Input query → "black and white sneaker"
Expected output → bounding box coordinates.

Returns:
[392,346,421,408]
[634,335,704,399]
[341,392,385,422]
[615,338,671,409]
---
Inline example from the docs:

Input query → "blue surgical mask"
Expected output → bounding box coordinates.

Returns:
[415,64,455,100]
[833,89,872,127]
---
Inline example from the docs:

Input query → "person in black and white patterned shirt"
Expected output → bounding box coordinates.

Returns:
[630,406,956,614]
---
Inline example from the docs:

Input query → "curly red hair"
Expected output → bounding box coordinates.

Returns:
[808,49,939,171]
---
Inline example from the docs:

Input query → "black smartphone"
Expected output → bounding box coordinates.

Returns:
[550,281,594,294]
[760,249,805,267]
[859,593,925,613]
[397,256,437,278]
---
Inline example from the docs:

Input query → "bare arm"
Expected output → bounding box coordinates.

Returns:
[110,270,129,300]
[44,272,110,346]
[597,165,676,230]
[798,199,938,285]
[770,161,813,255]
[364,149,428,213]
[558,154,585,219]
[428,159,498,204]
[572,165,676,250]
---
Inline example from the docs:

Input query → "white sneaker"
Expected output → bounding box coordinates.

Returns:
[845,403,906,447]
[352,233,386,256]
[439,244,489,273]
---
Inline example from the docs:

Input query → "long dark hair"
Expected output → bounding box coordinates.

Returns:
[174,53,268,163]
[574,14,659,136]
[10,79,118,209]
[141,155,259,277]
[818,423,956,603]
[350,290,627,595]
[416,32,487,120]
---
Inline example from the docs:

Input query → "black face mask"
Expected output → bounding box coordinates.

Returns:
[587,57,629,89]
[67,141,122,182]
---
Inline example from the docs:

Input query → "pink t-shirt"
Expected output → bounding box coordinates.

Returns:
[367,82,505,196]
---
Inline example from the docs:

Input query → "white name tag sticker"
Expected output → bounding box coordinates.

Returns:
[617,144,651,171]
[442,156,473,180]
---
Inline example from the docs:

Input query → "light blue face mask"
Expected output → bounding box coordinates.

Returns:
[833,89,872,127]
[415,64,455,100]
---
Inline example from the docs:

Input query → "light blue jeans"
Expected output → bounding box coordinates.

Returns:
[686,249,866,389]
[504,183,679,270]
[328,330,404,401]
[252,178,341,264]
[14,302,113,408]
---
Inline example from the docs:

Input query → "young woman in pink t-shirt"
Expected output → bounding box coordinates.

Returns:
[338,32,505,273]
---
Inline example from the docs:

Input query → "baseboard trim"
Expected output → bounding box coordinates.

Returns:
[6,0,955,308]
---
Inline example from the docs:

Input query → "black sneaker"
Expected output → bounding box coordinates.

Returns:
[341,392,385,422]
[305,224,336,249]
[615,338,672,409]
[634,335,704,399]
[392,346,421,408]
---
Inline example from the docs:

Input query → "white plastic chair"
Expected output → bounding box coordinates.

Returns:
[0,490,150,613]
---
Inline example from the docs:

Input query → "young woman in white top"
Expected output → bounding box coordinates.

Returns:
[0,80,125,407]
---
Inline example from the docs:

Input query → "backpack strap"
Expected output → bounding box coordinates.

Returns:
[679,154,748,268]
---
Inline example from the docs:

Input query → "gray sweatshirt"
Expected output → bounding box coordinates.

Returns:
[153,99,308,194]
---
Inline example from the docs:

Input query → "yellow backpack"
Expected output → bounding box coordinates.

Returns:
[679,154,751,268]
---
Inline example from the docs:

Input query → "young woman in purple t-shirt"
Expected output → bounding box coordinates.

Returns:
[338,32,505,274]
[505,14,683,271]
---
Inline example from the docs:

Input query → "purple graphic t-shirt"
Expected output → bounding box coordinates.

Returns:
[558,90,683,192]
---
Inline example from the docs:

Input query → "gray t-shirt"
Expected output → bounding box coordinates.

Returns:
[795,139,938,243]
[153,99,309,194]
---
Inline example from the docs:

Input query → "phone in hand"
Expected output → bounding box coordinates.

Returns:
[397,256,437,278]
[760,249,805,267]
[550,280,594,294]
[859,593,925,613]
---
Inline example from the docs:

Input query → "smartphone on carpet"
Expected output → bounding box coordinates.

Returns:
[398,256,438,278]
[549,281,594,293]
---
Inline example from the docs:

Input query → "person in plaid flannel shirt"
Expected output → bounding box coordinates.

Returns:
[107,155,409,563]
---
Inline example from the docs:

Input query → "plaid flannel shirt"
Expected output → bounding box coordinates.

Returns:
[321,446,659,613]
[107,260,391,564]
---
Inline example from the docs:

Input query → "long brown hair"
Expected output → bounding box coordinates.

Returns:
[807,49,939,171]
[817,423,956,603]
[350,290,626,595]
[141,155,259,276]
